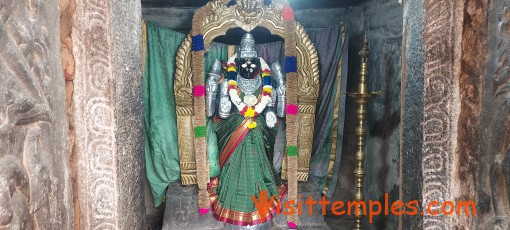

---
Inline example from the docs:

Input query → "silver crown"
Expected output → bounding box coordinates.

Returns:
[239,33,257,58]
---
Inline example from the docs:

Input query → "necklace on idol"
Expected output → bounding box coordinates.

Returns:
[228,81,271,129]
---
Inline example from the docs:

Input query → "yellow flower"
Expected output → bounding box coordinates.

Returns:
[228,67,237,72]
[244,107,255,118]
[228,80,237,86]
[263,87,272,93]
[248,121,257,129]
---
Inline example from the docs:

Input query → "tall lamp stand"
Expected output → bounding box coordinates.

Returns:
[347,35,382,230]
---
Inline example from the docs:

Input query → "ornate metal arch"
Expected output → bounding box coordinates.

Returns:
[174,0,319,185]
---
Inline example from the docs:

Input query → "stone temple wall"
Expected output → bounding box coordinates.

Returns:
[297,2,405,229]
[0,0,74,228]
[476,0,510,228]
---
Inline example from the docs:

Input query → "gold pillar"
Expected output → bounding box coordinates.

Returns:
[347,35,381,230]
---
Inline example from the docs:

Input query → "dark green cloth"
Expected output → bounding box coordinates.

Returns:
[144,21,185,207]
[144,22,229,205]
[307,26,349,197]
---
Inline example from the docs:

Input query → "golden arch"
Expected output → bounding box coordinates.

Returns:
[174,0,319,185]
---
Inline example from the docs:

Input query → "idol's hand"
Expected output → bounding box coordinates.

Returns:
[218,80,232,119]
[265,109,277,128]
[271,62,286,117]
[206,59,221,117]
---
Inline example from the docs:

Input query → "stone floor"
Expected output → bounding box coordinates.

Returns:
[161,181,332,229]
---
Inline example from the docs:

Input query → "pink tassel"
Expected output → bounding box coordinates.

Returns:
[288,221,297,229]
[282,4,295,21]
[193,85,206,97]
[199,208,209,216]
[286,104,299,115]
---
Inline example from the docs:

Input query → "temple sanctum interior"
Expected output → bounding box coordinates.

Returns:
[0,0,509,229]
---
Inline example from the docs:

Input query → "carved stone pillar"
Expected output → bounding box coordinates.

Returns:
[71,0,146,228]
[421,0,465,229]
[401,0,509,229]
[0,0,74,228]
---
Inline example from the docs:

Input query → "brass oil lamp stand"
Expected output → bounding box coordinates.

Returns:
[347,35,382,230]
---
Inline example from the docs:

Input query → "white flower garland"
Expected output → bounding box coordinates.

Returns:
[228,87,272,115]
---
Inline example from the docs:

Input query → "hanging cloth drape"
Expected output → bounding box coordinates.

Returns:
[144,20,229,205]
[308,25,349,198]
[143,20,185,207]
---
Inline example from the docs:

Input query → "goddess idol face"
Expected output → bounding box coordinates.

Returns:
[237,33,261,79]
[238,57,261,79]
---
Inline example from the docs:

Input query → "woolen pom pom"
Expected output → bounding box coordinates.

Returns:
[193,85,206,97]
[227,71,237,81]
[287,146,298,157]
[285,56,297,73]
[286,104,299,115]
[199,208,209,216]
[282,4,295,21]
[194,126,207,138]
[192,35,205,51]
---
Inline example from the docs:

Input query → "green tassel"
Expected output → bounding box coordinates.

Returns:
[287,145,298,157]
[194,126,207,138]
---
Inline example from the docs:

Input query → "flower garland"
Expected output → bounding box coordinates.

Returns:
[280,3,301,228]
[190,5,211,215]
[226,57,273,129]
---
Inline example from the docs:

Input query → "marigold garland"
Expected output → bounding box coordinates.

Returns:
[247,121,257,129]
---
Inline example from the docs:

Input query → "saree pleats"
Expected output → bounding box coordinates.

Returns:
[210,114,284,226]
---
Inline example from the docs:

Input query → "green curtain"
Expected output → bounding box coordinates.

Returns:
[307,25,349,197]
[144,20,229,205]
[144,21,185,207]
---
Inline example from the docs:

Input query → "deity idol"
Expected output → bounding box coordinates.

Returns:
[205,33,287,226]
